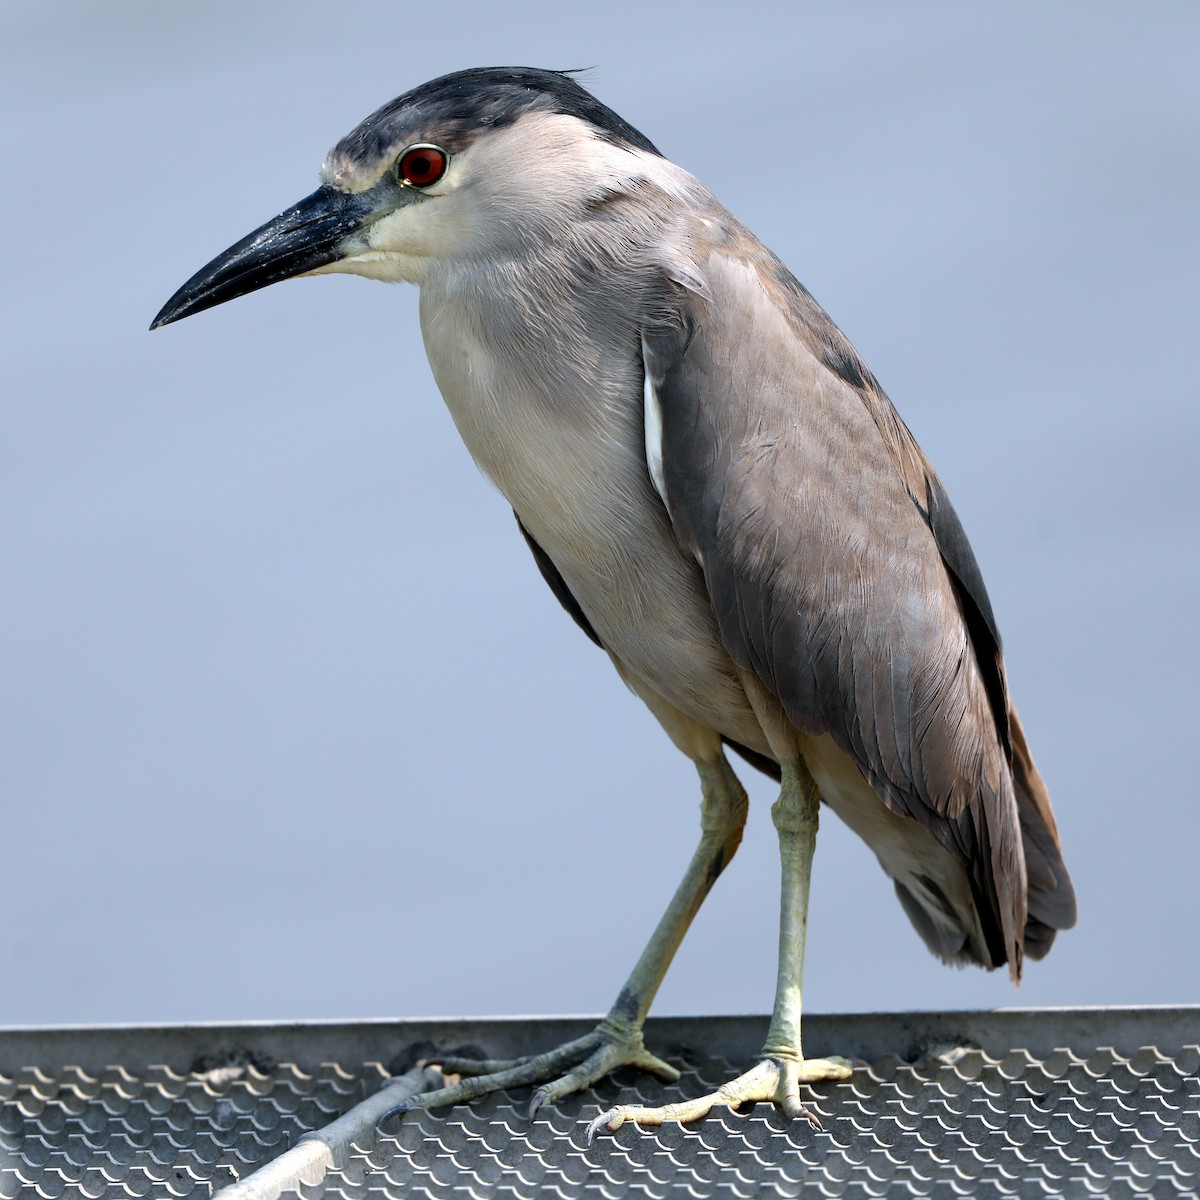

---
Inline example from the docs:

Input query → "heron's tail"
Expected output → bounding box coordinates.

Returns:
[1008,707,1077,959]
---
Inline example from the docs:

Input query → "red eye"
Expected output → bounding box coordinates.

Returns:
[398,144,448,187]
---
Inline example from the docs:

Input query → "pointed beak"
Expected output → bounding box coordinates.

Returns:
[150,185,376,329]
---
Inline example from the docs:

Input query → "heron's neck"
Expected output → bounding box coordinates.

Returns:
[417,258,648,541]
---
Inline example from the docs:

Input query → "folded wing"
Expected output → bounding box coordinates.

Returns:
[641,228,1075,975]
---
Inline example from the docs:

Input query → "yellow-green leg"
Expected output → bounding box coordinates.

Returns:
[394,753,749,1118]
[587,758,851,1139]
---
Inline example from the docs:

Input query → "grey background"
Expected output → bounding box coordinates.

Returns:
[2,1,1197,1029]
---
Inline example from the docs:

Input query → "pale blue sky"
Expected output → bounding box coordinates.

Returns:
[2,1,1197,1027]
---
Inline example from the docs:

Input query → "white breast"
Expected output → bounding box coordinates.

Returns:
[417,280,764,749]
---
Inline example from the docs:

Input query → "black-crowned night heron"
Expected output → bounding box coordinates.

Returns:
[153,67,1076,1135]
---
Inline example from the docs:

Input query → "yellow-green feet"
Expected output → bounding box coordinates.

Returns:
[390,1019,679,1121]
[586,1052,853,1140]
[382,749,752,1128]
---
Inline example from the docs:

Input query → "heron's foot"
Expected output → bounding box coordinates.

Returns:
[586,1053,852,1141]
[389,1022,680,1121]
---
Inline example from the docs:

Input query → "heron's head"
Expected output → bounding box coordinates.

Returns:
[151,67,663,328]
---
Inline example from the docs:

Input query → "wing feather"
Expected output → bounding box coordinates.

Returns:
[643,228,1074,975]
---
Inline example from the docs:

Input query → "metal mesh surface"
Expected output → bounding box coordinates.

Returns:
[1,1009,1197,1199]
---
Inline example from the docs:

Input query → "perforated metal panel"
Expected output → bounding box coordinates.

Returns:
[1,1009,1197,1198]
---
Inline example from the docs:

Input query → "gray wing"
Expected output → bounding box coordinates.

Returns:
[643,230,1074,975]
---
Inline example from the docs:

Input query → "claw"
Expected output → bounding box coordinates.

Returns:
[781,1093,823,1128]
[585,1109,617,1145]
[375,1099,412,1126]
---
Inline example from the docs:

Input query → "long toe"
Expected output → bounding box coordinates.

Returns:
[391,1025,679,1122]
[795,1055,854,1082]
[433,1031,598,1080]
[530,1038,680,1117]
[587,1053,853,1140]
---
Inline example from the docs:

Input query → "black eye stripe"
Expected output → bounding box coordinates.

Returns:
[398,143,449,187]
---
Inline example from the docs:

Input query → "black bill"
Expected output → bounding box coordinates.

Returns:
[151,185,375,329]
